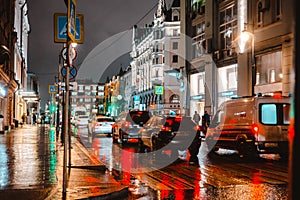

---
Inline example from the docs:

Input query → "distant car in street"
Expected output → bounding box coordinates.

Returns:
[89,116,115,138]
[138,114,201,161]
[112,110,151,144]
[76,115,90,127]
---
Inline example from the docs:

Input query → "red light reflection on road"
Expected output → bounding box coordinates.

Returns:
[193,169,201,199]
[250,172,264,200]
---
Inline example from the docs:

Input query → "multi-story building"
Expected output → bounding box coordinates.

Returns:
[0,0,32,131]
[14,0,31,125]
[70,79,104,117]
[130,0,182,114]
[184,0,294,117]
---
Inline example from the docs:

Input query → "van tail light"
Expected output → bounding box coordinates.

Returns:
[252,124,259,134]
[273,93,282,99]
[161,126,171,132]
[194,125,201,131]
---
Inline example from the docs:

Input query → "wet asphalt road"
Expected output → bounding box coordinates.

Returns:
[77,126,289,200]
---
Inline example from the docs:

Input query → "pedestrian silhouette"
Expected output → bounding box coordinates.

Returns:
[193,111,201,125]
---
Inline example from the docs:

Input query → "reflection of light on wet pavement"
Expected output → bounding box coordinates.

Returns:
[88,134,288,199]
[0,143,8,187]
[12,129,39,186]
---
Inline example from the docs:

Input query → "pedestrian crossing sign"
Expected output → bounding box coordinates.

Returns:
[48,85,58,94]
[155,86,164,95]
[54,13,84,43]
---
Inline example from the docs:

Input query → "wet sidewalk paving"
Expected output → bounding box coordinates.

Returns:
[0,124,128,200]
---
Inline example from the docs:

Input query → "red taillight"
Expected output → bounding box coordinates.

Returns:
[194,125,201,131]
[161,126,171,132]
[174,116,182,122]
[273,94,282,99]
[252,124,259,134]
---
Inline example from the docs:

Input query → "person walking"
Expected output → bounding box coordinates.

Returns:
[32,113,37,125]
[202,111,210,136]
[193,111,201,125]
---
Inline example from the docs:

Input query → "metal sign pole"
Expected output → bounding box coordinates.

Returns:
[62,42,70,198]
[62,1,76,198]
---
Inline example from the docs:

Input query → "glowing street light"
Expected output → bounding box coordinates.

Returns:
[239,29,254,54]
[239,28,256,96]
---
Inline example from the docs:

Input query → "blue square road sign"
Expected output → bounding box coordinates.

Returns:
[54,13,84,43]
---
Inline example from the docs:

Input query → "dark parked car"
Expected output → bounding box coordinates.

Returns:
[112,110,151,144]
[138,115,201,163]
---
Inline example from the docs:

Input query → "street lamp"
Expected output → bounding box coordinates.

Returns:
[239,29,256,96]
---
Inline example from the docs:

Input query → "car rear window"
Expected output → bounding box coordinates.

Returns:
[79,115,89,119]
[127,111,150,124]
[97,118,114,122]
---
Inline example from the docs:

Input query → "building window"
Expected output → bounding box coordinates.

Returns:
[269,69,276,83]
[198,75,205,94]
[85,86,91,90]
[257,2,263,27]
[173,15,179,21]
[172,55,178,63]
[256,51,282,85]
[170,94,180,103]
[228,70,237,90]
[173,42,178,49]
[219,4,237,50]
[173,29,178,36]
[256,72,260,85]
[276,0,282,21]
[192,21,206,59]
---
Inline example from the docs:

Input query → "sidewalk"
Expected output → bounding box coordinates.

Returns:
[0,124,128,200]
[47,126,129,200]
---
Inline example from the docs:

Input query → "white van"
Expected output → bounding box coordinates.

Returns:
[205,94,291,157]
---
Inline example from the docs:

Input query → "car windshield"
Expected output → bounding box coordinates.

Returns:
[97,118,114,122]
[127,111,150,124]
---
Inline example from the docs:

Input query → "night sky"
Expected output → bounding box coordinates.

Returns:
[26,0,171,108]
